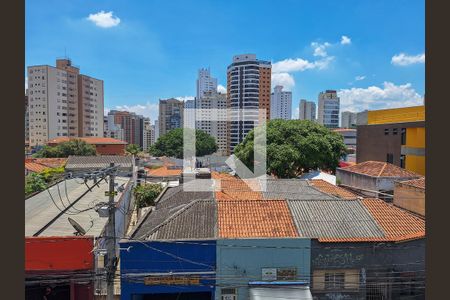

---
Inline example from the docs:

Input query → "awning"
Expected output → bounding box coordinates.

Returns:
[249,282,313,300]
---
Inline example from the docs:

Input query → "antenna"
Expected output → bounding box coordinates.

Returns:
[68,217,87,236]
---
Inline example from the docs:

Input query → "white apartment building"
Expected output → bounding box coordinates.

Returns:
[270,85,292,120]
[195,91,228,155]
[104,114,125,141]
[299,99,316,121]
[196,68,218,99]
[27,59,104,146]
[341,111,357,128]
[142,118,155,152]
[154,119,160,142]
[317,90,340,128]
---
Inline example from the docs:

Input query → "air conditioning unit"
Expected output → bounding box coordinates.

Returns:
[221,288,237,300]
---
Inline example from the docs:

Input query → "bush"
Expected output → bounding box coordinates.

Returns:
[133,183,163,208]
[34,139,96,158]
[25,173,47,196]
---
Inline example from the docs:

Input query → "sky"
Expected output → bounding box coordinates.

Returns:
[25,0,425,122]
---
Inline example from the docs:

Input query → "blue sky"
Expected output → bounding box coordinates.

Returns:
[26,0,425,122]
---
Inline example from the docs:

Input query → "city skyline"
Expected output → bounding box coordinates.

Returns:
[26,0,425,122]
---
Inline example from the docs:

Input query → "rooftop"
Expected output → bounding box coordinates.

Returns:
[25,158,67,173]
[65,155,133,171]
[309,179,358,200]
[338,161,421,178]
[218,200,298,238]
[47,137,127,145]
[25,177,130,237]
[397,177,425,190]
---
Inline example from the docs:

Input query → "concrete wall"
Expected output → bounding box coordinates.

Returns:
[394,183,425,216]
[216,238,311,300]
[336,170,378,191]
[310,239,425,300]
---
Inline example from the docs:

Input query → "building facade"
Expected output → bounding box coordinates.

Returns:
[341,111,357,128]
[356,106,425,175]
[226,54,271,153]
[317,90,340,128]
[270,85,292,120]
[108,110,145,148]
[104,114,125,141]
[159,98,184,137]
[27,58,104,146]
[25,91,29,146]
[196,91,228,155]
[332,128,357,152]
[299,99,316,121]
[197,68,218,99]
[142,118,155,152]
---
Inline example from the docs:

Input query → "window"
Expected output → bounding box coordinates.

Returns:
[393,128,398,135]
[386,153,394,164]
[325,272,345,290]
[400,154,406,168]
[221,288,236,300]
[384,128,389,135]
[401,128,406,145]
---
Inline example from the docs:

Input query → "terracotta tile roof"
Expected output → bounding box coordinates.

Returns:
[47,137,127,145]
[146,166,182,177]
[218,200,299,238]
[33,158,67,168]
[398,177,425,190]
[25,162,49,173]
[339,161,420,178]
[310,179,358,200]
[361,198,425,242]
[215,178,264,200]
[25,158,67,173]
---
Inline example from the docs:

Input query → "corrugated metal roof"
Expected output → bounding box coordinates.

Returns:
[262,179,337,200]
[131,185,214,240]
[147,199,217,240]
[287,200,385,239]
[66,155,133,171]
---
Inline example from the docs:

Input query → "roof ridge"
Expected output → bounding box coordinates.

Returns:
[377,162,388,177]
[145,199,215,239]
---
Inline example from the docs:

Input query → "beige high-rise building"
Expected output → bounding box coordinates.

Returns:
[226,54,271,153]
[196,90,227,155]
[158,98,184,136]
[318,90,340,128]
[27,59,104,146]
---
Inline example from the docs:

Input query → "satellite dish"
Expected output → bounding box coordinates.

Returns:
[68,217,86,236]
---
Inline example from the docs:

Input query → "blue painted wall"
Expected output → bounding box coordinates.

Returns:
[120,240,216,300]
[216,238,311,300]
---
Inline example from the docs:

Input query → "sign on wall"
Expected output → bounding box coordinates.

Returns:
[261,268,277,281]
[144,276,200,286]
[261,267,297,281]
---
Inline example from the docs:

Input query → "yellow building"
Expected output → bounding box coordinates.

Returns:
[357,105,425,175]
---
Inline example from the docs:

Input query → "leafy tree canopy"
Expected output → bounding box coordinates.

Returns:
[149,128,217,159]
[234,119,347,178]
[34,139,96,158]
[133,183,163,208]
[126,144,141,155]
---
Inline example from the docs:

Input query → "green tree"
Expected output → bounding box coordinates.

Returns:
[234,119,347,178]
[149,128,217,159]
[133,183,163,208]
[34,139,96,158]
[25,173,47,196]
[126,144,141,156]
[40,166,65,183]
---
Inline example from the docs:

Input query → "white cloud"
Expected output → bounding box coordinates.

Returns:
[338,82,424,112]
[293,107,300,119]
[175,96,195,102]
[391,53,425,66]
[271,73,295,90]
[311,42,331,57]
[217,84,227,94]
[25,76,28,91]
[113,102,159,121]
[272,56,333,73]
[355,75,366,81]
[87,11,121,28]
[341,35,351,45]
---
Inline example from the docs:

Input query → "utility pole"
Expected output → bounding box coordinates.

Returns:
[106,162,116,300]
